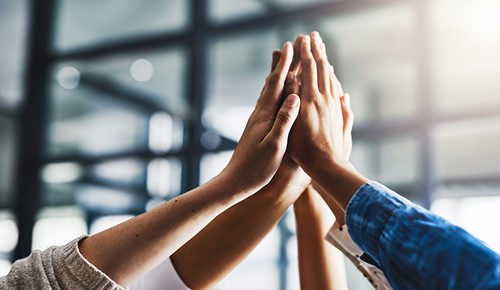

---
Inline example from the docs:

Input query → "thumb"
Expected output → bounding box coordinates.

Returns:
[266,94,300,144]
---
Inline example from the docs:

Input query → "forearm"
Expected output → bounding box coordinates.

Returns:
[294,188,347,290]
[171,180,303,289]
[308,157,368,211]
[346,182,500,290]
[79,173,243,287]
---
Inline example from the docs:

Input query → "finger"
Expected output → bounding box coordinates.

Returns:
[261,42,294,103]
[341,93,354,134]
[265,94,300,145]
[271,49,282,72]
[291,35,303,74]
[300,35,318,95]
[334,74,344,97]
[310,31,330,95]
[330,66,343,104]
[283,72,299,100]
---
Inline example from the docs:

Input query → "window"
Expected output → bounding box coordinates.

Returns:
[8,0,500,288]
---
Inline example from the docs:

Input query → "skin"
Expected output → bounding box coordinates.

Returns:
[294,187,348,290]
[171,34,353,289]
[170,43,311,289]
[290,32,368,213]
[79,41,302,287]
[293,37,354,289]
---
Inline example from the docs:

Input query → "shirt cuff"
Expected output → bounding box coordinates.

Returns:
[326,225,393,290]
[345,181,411,260]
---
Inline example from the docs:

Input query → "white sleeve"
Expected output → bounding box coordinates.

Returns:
[326,224,393,290]
[130,257,190,290]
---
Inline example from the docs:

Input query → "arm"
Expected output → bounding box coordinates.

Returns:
[290,32,500,290]
[171,40,310,289]
[294,186,348,290]
[171,156,310,289]
[78,41,301,287]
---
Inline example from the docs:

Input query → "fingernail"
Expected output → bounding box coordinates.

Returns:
[285,72,296,84]
[285,95,299,107]
[304,35,310,44]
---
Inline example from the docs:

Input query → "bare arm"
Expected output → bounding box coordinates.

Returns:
[294,186,348,290]
[290,32,368,213]
[171,39,309,289]
[79,41,301,287]
[171,156,310,289]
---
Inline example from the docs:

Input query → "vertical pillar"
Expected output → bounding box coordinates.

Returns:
[183,0,209,191]
[13,0,55,259]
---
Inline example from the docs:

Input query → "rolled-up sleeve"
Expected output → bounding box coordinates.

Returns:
[345,181,500,290]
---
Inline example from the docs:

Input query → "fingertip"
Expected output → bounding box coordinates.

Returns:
[284,93,300,108]
[303,35,310,44]
[282,41,292,51]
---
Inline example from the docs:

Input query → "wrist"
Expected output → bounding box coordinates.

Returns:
[309,156,368,210]
[259,177,308,206]
[210,170,255,206]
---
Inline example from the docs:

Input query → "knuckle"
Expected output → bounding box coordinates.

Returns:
[277,109,292,124]
[266,138,282,154]
[302,58,316,68]
[267,73,281,86]
[317,59,330,71]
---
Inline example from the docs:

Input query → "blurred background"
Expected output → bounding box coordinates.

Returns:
[1,0,500,289]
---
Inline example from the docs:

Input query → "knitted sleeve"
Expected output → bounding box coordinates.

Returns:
[0,236,126,290]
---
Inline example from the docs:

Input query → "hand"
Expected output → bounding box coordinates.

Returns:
[289,32,351,175]
[221,42,301,199]
[265,44,312,196]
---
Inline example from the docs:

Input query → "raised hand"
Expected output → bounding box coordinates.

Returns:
[221,41,301,200]
[290,32,347,174]
[290,32,367,209]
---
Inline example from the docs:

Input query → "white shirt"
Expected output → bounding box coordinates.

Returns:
[130,257,190,290]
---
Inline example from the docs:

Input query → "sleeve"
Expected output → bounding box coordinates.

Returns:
[345,181,500,290]
[0,236,127,290]
[326,225,392,290]
[130,257,190,290]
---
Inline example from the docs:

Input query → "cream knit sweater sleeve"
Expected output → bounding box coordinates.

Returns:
[0,236,126,290]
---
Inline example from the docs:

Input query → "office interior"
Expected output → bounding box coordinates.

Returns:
[1,0,500,289]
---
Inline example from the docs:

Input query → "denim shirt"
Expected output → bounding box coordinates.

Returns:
[345,181,500,290]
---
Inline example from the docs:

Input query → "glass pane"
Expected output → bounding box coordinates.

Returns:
[351,135,420,184]
[32,207,87,250]
[206,30,281,141]
[432,196,500,253]
[0,0,28,109]
[318,3,417,124]
[0,116,16,207]
[54,0,189,51]
[432,0,500,115]
[147,158,182,197]
[53,47,188,117]
[0,211,18,254]
[46,83,149,157]
[209,0,333,23]
[433,117,500,182]
[351,134,420,199]
[0,259,11,276]
[200,151,233,185]
[75,184,146,214]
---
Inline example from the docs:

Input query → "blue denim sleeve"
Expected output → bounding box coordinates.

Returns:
[345,181,500,290]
